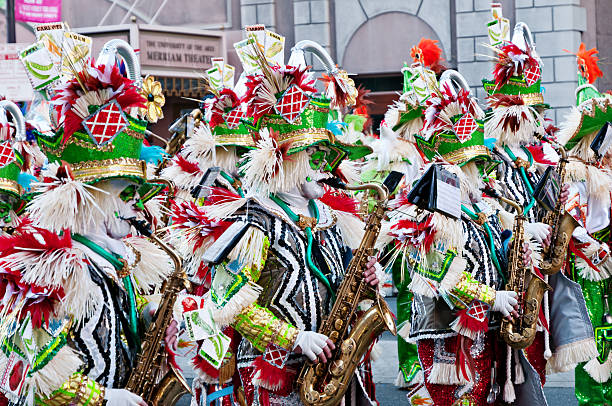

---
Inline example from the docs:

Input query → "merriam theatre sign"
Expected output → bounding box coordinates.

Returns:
[140,31,220,69]
[76,24,225,78]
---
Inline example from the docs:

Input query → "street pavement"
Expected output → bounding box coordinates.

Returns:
[176,296,579,405]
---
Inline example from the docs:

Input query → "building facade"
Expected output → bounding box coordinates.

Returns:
[0,0,610,129]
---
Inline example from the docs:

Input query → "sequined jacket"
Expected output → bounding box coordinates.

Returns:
[409,211,506,341]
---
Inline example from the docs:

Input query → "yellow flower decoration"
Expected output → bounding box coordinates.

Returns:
[140,75,165,123]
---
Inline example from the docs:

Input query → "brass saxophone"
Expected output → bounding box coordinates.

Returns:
[497,195,551,349]
[298,180,398,406]
[539,145,578,275]
[125,218,191,405]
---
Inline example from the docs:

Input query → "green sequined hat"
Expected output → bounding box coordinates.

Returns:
[482,22,549,109]
[0,101,34,218]
[557,52,612,151]
[35,40,166,201]
[416,70,498,174]
[239,39,372,168]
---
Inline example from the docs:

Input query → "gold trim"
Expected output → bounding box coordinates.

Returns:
[261,115,303,126]
[521,92,544,106]
[443,145,490,165]
[215,132,256,147]
[72,137,115,152]
[309,104,330,113]
[567,97,612,145]
[124,128,146,140]
[0,178,21,195]
[70,158,147,182]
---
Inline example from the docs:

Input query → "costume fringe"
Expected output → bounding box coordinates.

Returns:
[160,160,203,192]
[428,361,471,385]
[408,273,435,297]
[450,307,488,341]
[241,132,312,195]
[584,350,612,383]
[397,321,411,341]
[486,104,544,148]
[334,210,365,251]
[27,164,107,234]
[557,106,589,148]
[395,369,424,388]
[182,124,217,164]
[252,355,295,392]
[124,236,173,292]
[337,159,363,186]
[503,345,516,402]
[565,159,612,201]
[576,251,612,281]
[29,345,82,397]
[370,341,382,362]
[514,349,525,384]
[211,281,262,327]
[547,337,599,374]
[228,227,267,267]
[394,371,409,388]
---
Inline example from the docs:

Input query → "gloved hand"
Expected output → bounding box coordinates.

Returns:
[492,290,518,319]
[104,388,147,406]
[293,330,335,363]
[525,222,551,248]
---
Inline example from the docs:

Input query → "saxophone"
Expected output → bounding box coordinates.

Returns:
[298,174,401,406]
[125,218,191,405]
[539,145,578,275]
[496,195,551,349]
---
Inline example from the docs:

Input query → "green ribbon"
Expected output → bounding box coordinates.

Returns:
[269,194,335,300]
[220,170,244,197]
[71,233,140,344]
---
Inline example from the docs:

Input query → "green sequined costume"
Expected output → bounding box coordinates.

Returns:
[392,257,422,386]
[569,227,612,406]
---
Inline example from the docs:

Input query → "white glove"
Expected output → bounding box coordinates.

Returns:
[525,222,551,245]
[292,330,331,362]
[492,290,518,318]
[104,388,147,406]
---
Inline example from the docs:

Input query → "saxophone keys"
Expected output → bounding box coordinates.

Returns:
[305,390,321,403]
[330,359,345,375]
[329,331,340,342]
[334,319,344,330]
[341,338,356,355]
[324,382,338,396]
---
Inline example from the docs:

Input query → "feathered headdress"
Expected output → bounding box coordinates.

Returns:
[488,43,540,89]
[207,88,242,130]
[485,93,545,147]
[421,83,484,141]
[564,43,603,84]
[321,69,359,109]
[411,38,446,75]
[51,60,146,143]
[242,49,317,122]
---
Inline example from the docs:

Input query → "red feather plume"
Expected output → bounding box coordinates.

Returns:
[564,43,603,84]
[411,38,446,74]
